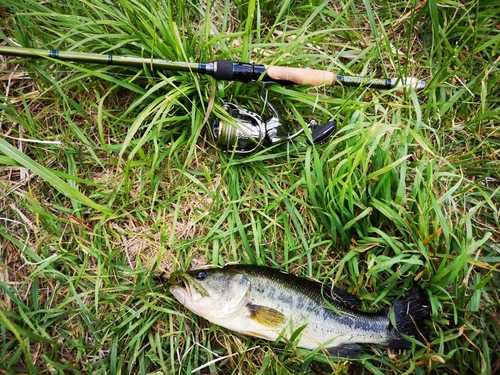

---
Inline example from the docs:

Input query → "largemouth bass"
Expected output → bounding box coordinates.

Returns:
[168,264,430,357]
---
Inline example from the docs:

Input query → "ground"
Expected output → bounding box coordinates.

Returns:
[0,1,499,374]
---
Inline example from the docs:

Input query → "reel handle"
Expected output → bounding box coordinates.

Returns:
[309,120,336,144]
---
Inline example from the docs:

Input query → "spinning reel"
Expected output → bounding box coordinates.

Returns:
[212,84,336,154]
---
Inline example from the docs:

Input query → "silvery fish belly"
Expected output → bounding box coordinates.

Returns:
[168,264,430,357]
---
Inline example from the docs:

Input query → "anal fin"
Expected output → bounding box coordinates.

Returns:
[246,303,287,327]
[326,344,362,358]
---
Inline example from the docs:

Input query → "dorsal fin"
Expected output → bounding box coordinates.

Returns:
[321,284,362,310]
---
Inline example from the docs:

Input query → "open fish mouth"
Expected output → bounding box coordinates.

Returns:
[168,271,208,301]
[168,273,186,287]
[169,272,191,293]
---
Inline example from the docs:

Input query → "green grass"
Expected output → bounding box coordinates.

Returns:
[0,0,499,374]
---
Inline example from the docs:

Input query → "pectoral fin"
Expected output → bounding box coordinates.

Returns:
[246,303,287,327]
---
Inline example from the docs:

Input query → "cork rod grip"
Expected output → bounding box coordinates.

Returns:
[264,64,426,93]
[264,65,337,86]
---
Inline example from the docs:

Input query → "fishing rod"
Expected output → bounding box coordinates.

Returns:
[0,45,426,154]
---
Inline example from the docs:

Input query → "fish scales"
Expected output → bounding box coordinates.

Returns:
[168,264,430,357]
[234,265,389,347]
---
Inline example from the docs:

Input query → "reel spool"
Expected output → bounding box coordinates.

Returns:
[212,85,336,154]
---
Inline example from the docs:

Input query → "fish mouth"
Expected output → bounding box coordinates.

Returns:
[168,271,188,287]
[168,271,208,301]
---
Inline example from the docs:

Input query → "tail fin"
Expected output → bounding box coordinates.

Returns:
[386,286,431,349]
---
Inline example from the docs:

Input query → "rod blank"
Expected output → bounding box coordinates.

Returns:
[0,45,426,93]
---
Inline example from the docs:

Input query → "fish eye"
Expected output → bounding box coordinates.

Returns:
[195,271,207,280]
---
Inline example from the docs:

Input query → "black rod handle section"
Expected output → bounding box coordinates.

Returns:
[212,60,234,80]
[213,60,276,83]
